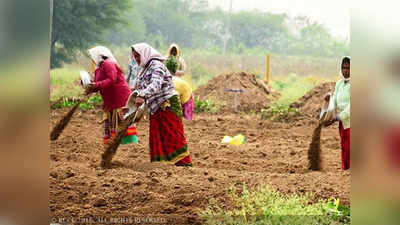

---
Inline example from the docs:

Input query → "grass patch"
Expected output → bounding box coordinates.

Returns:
[200,184,350,225]
[190,63,216,90]
[50,68,81,86]
[261,105,300,122]
[71,49,338,91]
[261,74,332,121]
[50,67,103,111]
[50,68,84,101]
[52,94,103,111]
[269,74,329,107]
[87,94,103,105]
[194,97,220,114]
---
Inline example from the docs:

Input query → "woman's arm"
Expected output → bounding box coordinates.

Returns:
[324,82,340,126]
[332,81,340,115]
[94,61,117,90]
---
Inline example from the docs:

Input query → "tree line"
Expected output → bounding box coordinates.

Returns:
[51,0,349,68]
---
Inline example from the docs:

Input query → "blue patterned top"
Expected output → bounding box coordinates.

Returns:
[137,60,177,115]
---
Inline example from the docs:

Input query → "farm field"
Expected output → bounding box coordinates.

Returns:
[50,71,349,224]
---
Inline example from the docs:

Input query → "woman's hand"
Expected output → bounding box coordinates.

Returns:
[119,107,130,120]
[324,93,331,102]
[135,96,145,106]
[323,119,336,127]
[134,115,142,123]
[323,115,339,127]
[84,83,95,95]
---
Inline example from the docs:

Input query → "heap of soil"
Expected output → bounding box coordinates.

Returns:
[194,72,279,113]
[290,82,335,118]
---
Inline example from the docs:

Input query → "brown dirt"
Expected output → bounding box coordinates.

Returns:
[102,112,138,168]
[50,108,349,224]
[194,72,280,113]
[290,82,336,118]
[50,100,82,141]
[308,123,323,171]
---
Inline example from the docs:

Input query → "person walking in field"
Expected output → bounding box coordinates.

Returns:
[325,56,350,170]
[85,46,138,145]
[125,51,141,90]
[172,76,194,121]
[167,43,187,77]
[131,42,193,166]
[165,56,194,121]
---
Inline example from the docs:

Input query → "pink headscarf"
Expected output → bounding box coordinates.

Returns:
[131,43,166,68]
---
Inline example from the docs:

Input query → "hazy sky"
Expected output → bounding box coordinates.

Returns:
[208,0,350,40]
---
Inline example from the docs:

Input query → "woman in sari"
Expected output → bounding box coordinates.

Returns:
[325,56,350,170]
[172,76,194,121]
[125,52,141,90]
[131,43,192,166]
[167,43,187,77]
[85,46,138,145]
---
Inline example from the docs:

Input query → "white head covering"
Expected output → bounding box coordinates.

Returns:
[168,43,181,57]
[340,56,351,81]
[88,46,118,68]
[131,43,165,68]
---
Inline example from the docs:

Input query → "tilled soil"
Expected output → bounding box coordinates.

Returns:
[50,108,349,225]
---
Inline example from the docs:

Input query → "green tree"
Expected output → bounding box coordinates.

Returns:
[230,11,288,51]
[284,16,349,57]
[201,7,230,52]
[104,1,146,46]
[51,0,132,68]
[134,0,211,48]
[298,22,333,56]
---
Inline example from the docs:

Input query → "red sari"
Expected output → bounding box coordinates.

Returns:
[149,95,192,166]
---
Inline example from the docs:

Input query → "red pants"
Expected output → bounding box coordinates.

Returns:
[386,128,400,168]
[339,122,350,170]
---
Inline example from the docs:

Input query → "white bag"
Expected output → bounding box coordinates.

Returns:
[80,71,91,87]
[123,91,145,120]
[320,92,335,122]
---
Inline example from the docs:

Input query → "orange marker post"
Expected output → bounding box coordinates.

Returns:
[266,53,270,84]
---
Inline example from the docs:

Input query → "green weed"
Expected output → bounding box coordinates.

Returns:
[53,98,78,109]
[261,104,301,122]
[52,94,103,111]
[87,94,103,105]
[200,184,350,225]
[194,97,220,114]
